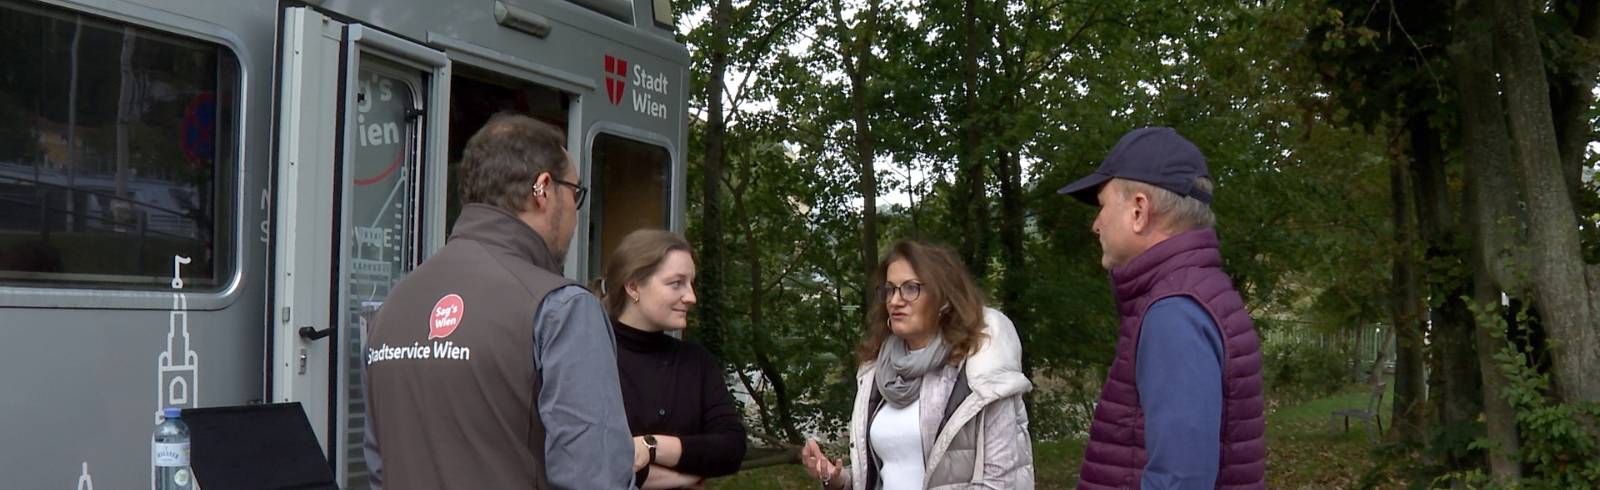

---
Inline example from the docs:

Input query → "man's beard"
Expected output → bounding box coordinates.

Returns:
[547,212,570,266]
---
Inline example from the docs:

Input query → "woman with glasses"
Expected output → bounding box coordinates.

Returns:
[600,229,747,489]
[802,240,1034,489]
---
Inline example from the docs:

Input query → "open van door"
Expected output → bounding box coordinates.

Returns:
[269,6,449,487]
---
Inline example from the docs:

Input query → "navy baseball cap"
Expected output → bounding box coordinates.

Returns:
[1057,127,1213,205]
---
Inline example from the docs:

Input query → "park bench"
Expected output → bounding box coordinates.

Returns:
[1330,381,1386,442]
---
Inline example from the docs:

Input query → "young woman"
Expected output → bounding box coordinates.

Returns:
[603,229,746,489]
[802,240,1034,489]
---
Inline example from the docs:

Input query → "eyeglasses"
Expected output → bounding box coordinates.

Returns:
[877,281,924,303]
[546,178,588,209]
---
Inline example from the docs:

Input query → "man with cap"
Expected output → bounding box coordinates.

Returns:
[1059,127,1265,490]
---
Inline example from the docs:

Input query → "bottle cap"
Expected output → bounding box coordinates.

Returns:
[162,407,182,419]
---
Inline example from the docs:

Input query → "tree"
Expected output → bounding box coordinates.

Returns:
[1451,0,1525,477]
[694,0,733,362]
[829,0,884,319]
[1388,125,1430,444]
[1491,0,1600,406]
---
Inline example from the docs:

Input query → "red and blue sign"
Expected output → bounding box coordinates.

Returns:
[181,93,216,167]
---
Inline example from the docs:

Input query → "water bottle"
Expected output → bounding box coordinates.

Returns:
[152,407,193,490]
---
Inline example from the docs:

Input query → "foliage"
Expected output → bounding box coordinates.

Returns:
[1264,338,1351,402]
[1433,300,1600,489]
[1027,370,1104,441]
[670,0,1599,483]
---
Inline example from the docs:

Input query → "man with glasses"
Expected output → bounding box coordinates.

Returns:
[364,113,641,489]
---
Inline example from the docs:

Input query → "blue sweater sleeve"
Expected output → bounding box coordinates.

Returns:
[1136,296,1224,490]
[534,286,639,490]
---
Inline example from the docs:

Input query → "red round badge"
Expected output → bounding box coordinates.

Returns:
[429,294,465,339]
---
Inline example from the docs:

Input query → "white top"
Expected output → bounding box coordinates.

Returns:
[870,398,925,490]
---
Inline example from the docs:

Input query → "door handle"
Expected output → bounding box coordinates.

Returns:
[298,325,334,341]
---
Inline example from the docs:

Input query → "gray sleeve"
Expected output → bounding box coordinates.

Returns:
[534,285,637,490]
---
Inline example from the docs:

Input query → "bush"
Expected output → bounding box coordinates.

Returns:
[1029,374,1101,441]
[1263,338,1350,402]
[1436,300,1600,489]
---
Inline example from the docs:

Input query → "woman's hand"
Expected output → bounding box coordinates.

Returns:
[801,439,844,489]
[633,436,651,471]
[639,464,703,489]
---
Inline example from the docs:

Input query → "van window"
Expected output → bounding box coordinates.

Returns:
[588,133,669,279]
[0,0,237,289]
[445,69,569,233]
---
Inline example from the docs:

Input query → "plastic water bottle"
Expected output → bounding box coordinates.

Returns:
[152,407,193,490]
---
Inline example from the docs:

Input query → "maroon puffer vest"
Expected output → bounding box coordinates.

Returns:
[1077,228,1266,489]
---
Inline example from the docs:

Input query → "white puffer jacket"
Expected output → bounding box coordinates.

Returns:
[839,307,1035,489]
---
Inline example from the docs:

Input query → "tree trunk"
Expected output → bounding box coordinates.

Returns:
[1550,0,1600,196]
[114,27,136,228]
[1370,326,1396,387]
[996,147,1025,318]
[993,9,1027,342]
[1471,248,1526,481]
[1451,0,1524,477]
[65,18,81,233]
[737,177,805,444]
[739,446,802,470]
[733,366,780,442]
[955,0,989,277]
[696,0,733,359]
[1406,117,1483,448]
[1493,0,1600,404]
[1389,134,1429,444]
[848,0,881,312]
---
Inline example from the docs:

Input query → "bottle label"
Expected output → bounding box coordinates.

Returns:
[152,442,190,467]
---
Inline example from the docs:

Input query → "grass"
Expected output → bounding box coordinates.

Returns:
[708,382,1395,489]
[1265,381,1397,489]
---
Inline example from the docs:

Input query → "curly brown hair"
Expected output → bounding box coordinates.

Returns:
[857,240,988,365]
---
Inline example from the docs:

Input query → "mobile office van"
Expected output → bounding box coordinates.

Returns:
[0,0,687,487]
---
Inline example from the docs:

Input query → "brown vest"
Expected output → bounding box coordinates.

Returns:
[365,204,571,490]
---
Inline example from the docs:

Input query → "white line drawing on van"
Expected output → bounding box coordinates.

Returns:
[77,462,94,490]
[155,256,198,424]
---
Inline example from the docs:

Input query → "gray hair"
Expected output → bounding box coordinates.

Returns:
[1118,177,1216,232]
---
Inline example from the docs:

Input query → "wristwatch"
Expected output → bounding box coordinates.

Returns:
[643,434,659,464]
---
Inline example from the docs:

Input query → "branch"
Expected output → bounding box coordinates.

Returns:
[726,0,824,117]
[1016,5,1108,97]
[733,366,785,446]
[1387,0,1445,98]
[740,445,802,470]
[761,241,809,297]
[747,0,824,58]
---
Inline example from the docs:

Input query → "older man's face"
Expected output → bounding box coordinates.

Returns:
[1091,180,1137,270]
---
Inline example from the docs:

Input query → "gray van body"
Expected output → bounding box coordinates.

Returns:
[0,0,687,487]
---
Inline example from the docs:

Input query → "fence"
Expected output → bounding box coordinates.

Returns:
[1263,322,1395,380]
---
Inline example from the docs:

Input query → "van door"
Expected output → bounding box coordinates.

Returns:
[270,6,449,487]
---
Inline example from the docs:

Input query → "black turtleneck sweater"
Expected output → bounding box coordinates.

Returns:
[613,321,748,477]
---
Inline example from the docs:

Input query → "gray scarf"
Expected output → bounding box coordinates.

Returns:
[874,333,952,408]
